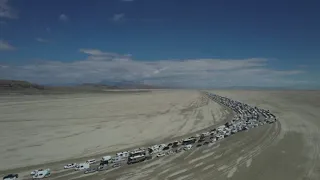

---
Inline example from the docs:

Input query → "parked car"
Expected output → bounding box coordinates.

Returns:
[156,152,166,157]
[183,144,193,150]
[112,163,121,168]
[84,168,97,174]
[166,150,174,155]
[64,163,77,169]
[175,147,183,153]
[32,169,51,179]
[3,174,18,180]
[30,169,43,176]
[97,165,108,171]
[86,159,96,164]
[75,163,90,171]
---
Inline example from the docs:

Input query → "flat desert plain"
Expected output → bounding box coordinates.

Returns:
[0,90,228,171]
[1,90,320,180]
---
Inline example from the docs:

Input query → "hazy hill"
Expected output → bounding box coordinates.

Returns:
[0,79,159,95]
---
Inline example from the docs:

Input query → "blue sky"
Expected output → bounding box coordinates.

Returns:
[0,0,319,88]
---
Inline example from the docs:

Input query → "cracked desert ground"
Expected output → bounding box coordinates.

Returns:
[0,90,320,180]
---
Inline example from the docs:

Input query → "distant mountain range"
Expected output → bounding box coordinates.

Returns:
[1,79,317,93]
[0,79,163,94]
[0,79,45,90]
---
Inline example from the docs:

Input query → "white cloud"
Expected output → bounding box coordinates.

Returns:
[79,48,131,61]
[112,13,125,22]
[0,0,18,19]
[59,14,68,22]
[0,40,15,51]
[0,49,310,88]
[35,38,49,43]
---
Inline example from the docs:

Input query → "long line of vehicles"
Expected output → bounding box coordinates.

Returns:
[3,93,277,180]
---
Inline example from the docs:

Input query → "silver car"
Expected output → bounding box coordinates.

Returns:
[84,168,97,174]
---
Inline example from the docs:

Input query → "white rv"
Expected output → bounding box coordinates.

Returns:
[75,163,90,171]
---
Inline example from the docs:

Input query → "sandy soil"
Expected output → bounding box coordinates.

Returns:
[0,90,228,171]
[52,90,319,180]
[2,90,320,180]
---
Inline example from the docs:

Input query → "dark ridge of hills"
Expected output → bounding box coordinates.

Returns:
[0,79,45,90]
[98,80,163,89]
[0,79,161,95]
[80,83,120,89]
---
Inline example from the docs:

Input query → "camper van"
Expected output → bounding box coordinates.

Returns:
[100,156,112,165]
[75,163,90,171]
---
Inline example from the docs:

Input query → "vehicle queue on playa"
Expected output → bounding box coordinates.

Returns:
[3,93,277,180]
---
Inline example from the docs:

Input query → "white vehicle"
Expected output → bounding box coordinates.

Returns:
[216,135,224,140]
[201,132,210,137]
[156,152,166,157]
[86,159,96,164]
[102,156,112,162]
[166,150,174,155]
[30,169,44,176]
[64,163,77,169]
[32,169,51,179]
[231,129,238,134]
[110,156,126,163]
[75,163,90,171]
[116,151,129,157]
[217,125,226,131]
[184,144,193,150]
